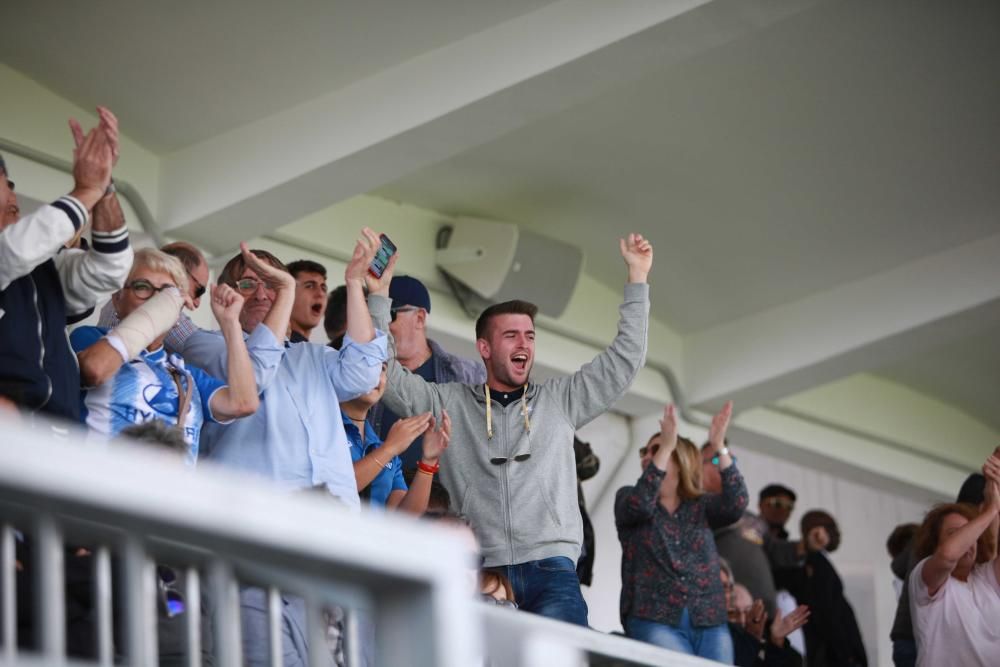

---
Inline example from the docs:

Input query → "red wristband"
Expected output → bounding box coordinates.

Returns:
[417,460,439,475]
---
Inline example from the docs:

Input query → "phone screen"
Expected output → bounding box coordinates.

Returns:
[369,234,397,278]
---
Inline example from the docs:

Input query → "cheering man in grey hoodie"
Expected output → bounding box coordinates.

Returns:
[368,233,652,626]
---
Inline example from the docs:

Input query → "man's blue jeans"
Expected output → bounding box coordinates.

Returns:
[500,556,589,626]
[625,609,734,664]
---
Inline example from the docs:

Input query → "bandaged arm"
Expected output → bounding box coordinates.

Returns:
[77,288,184,387]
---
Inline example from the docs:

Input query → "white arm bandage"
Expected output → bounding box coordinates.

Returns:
[106,287,185,360]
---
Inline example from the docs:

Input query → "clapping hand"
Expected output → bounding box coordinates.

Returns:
[770,605,810,647]
[384,412,433,457]
[421,410,452,463]
[708,401,733,452]
[745,599,767,640]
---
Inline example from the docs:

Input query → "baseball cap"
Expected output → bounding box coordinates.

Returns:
[759,483,797,502]
[388,275,431,313]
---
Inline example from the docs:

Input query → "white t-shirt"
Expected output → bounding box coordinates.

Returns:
[909,556,1000,667]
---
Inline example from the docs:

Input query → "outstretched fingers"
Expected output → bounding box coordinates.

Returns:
[709,400,733,446]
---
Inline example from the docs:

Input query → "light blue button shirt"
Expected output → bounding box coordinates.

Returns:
[181,324,388,510]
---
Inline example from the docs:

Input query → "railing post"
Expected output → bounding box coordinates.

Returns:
[36,516,65,662]
[1,524,16,661]
[306,597,328,667]
[267,586,282,667]
[122,536,157,666]
[93,545,114,666]
[209,561,241,667]
[185,567,203,667]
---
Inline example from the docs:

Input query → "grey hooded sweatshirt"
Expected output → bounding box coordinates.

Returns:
[369,283,649,567]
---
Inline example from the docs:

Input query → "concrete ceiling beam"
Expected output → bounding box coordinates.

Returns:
[685,231,1000,411]
[156,0,822,253]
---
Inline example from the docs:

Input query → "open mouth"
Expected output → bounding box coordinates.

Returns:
[511,353,529,372]
[311,303,323,315]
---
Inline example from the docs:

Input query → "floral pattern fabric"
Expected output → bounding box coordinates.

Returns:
[615,462,748,627]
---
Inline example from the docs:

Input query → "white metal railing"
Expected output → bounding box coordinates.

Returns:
[0,417,711,667]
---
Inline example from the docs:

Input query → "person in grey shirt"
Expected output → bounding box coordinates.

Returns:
[368,233,653,626]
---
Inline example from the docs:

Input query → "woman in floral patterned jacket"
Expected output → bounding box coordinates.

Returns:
[616,402,748,663]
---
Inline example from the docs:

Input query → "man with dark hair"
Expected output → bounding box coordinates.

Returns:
[371,274,485,471]
[182,232,387,667]
[286,259,328,343]
[369,234,653,626]
[760,484,797,540]
[324,284,349,348]
[98,240,210,353]
[0,109,133,424]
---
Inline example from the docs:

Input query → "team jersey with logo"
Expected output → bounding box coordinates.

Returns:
[70,326,228,463]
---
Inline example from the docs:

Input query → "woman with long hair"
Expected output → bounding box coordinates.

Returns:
[615,402,748,663]
[908,448,1000,667]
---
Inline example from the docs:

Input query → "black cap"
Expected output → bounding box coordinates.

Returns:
[759,483,797,502]
[0,153,11,190]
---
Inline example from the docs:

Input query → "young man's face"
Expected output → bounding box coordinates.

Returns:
[477,313,535,391]
[290,271,328,334]
[0,172,19,231]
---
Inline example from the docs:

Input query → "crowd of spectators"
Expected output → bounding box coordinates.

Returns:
[1,109,997,667]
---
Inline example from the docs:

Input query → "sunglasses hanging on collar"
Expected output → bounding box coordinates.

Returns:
[484,384,532,464]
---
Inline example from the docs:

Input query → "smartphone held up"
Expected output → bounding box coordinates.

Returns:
[368,233,397,278]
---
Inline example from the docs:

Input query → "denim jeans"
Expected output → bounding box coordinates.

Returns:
[625,609,734,664]
[892,638,917,667]
[500,556,589,626]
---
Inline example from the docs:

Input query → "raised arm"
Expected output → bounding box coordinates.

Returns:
[343,228,381,344]
[366,244,445,417]
[553,233,652,427]
[615,404,674,526]
[985,450,1000,583]
[0,113,114,289]
[922,458,1000,596]
[240,243,297,341]
[75,288,185,387]
[703,402,749,525]
[55,190,132,315]
[207,284,259,421]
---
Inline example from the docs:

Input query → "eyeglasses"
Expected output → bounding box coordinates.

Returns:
[233,277,272,295]
[710,454,737,466]
[156,565,186,618]
[638,443,660,458]
[187,271,206,300]
[762,497,795,510]
[125,279,177,300]
[389,306,419,322]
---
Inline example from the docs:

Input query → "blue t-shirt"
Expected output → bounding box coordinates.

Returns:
[343,414,407,508]
[70,326,228,464]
